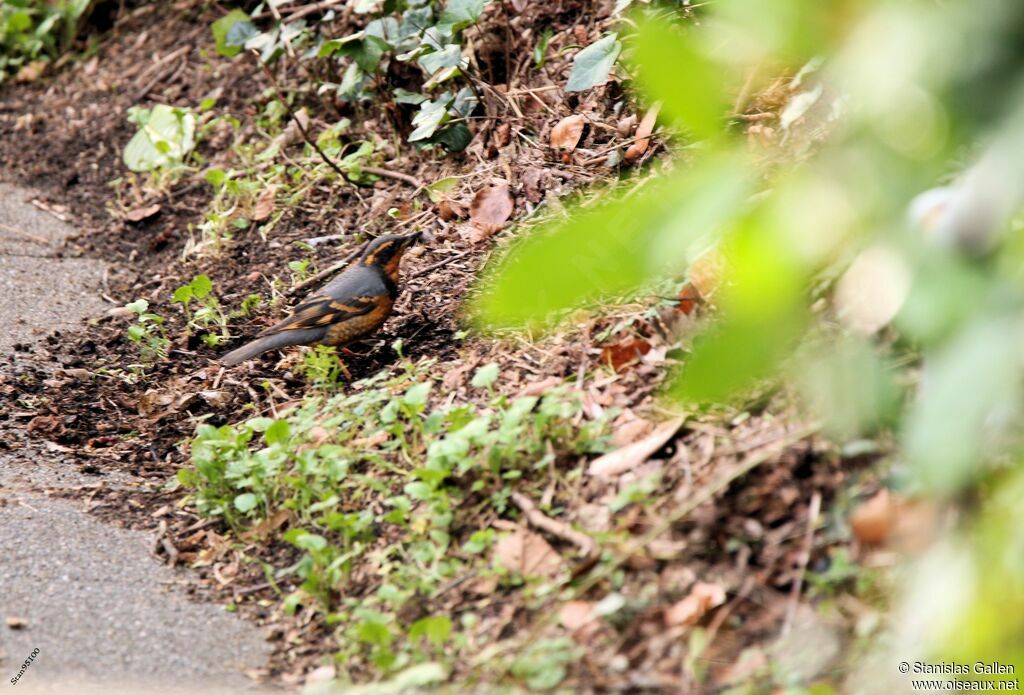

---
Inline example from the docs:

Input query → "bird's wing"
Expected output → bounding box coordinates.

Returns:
[259,292,379,335]
[259,265,391,336]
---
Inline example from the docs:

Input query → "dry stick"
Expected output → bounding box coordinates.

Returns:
[511,491,596,558]
[486,423,819,685]
[0,221,50,246]
[407,250,472,279]
[782,489,822,636]
[254,53,423,189]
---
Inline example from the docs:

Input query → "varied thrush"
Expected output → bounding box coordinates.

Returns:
[220,232,423,366]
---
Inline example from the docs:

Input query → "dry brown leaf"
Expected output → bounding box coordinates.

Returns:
[493,527,565,578]
[849,489,898,545]
[689,248,727,299]
[468,184,514,243]
[15,60,46,83]
[588,417,684,477]
[558,601,595,630]
[625,102,660,163]
[677,282,701,316]
[124,203,161,223]
[600,338,652,372]
[664,581,726,626]
[240,509,293,542]
[518,376,562,397]
[550,115,585,151]
[253,185,277,222]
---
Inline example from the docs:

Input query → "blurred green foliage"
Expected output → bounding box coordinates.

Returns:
[0,0,94,81]
[477,0,1024,679]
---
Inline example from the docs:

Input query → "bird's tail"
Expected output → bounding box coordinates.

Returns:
[220,328,324,366]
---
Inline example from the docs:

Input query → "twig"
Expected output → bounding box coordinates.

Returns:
[0,221,50,246]
[254,54,422,189]
[286,245,364,296]
[362,165,422,188]
[254,0,345,22]
[254,52,350,181]
[782,490,822,635]
[408,250,471,279]
[511,491,596,557]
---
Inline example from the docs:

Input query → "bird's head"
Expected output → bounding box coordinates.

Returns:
[359,232,425,279]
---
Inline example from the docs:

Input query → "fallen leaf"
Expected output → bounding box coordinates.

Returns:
[588,417,684,477]
[493,527,565,578]
[253,185,277,221]
[600,338,652,372]
[15,60,46,83]
[624,102,660,163]
[835,244,911,335]
[677,282,701,316]
[559,601,597,632]
[468,184,514,242]
[124,203,162,223]
[138,388,175,417]
[518,376,562,397]
[550,115,585,151]
[849,489,898,545]
[715,647,768,687]
[664,582,726,626]
[611,417,654,448]
[5,616,28,630]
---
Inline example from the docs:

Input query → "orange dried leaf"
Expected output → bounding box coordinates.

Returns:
[849,489,898,546]
[664,582,726,626]
[624,102,660,163]
[600,338,652,372]
[493,527,565,578]
[253,185,277,222]
[468,184,514,242]
[677,282,701,316]
[550,114,586,151]
[125,203,162,223]
[689,248,727,299]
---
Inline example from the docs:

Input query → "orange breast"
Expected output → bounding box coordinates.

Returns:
[322,296,393,346]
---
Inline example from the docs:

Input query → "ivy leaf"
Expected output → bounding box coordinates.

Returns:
[233,493,258,513]
[409,95,452,141]
[438,0,489,32]
[122,105,196,172]
[211,10,253,58]
[432,123,472,152]
[566,33,621,92]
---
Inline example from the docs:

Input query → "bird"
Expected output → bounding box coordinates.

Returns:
[220,232,423,366]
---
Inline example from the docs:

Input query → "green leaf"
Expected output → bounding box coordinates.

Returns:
[125,299,149,315]
[471,363,500,389]
[432,123,472,152]
[265,419,291,445]
[404,382,432,407]
[476,153,750,328]
[426,176,460,203]
[438,0,489,31]
[190,274,213,299]
[630,19,727,140]
[122,105,197,172]
[211,10,253,58]
[565,33,621,92]
[289,531,328,552]
[172,285,194,304]
[409,96,451,142]
[233,492,258,513]
[409,616,452,647]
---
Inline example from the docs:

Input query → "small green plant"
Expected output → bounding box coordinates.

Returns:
[171,274,230,346]
[0,0,95,82]
[300,345,347,390]
[123,104,197,173]
[179,359,612,678]
[124,299,168,363]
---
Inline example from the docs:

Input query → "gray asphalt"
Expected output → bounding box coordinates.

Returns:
[0,184,274,693]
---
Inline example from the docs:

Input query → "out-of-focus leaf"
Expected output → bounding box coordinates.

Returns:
[566,34,621,92]
[476,153,751,328]
[630,20,727,140]
[903,318,1021,495]
[438,0,489,32]
[672,215,809,403]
